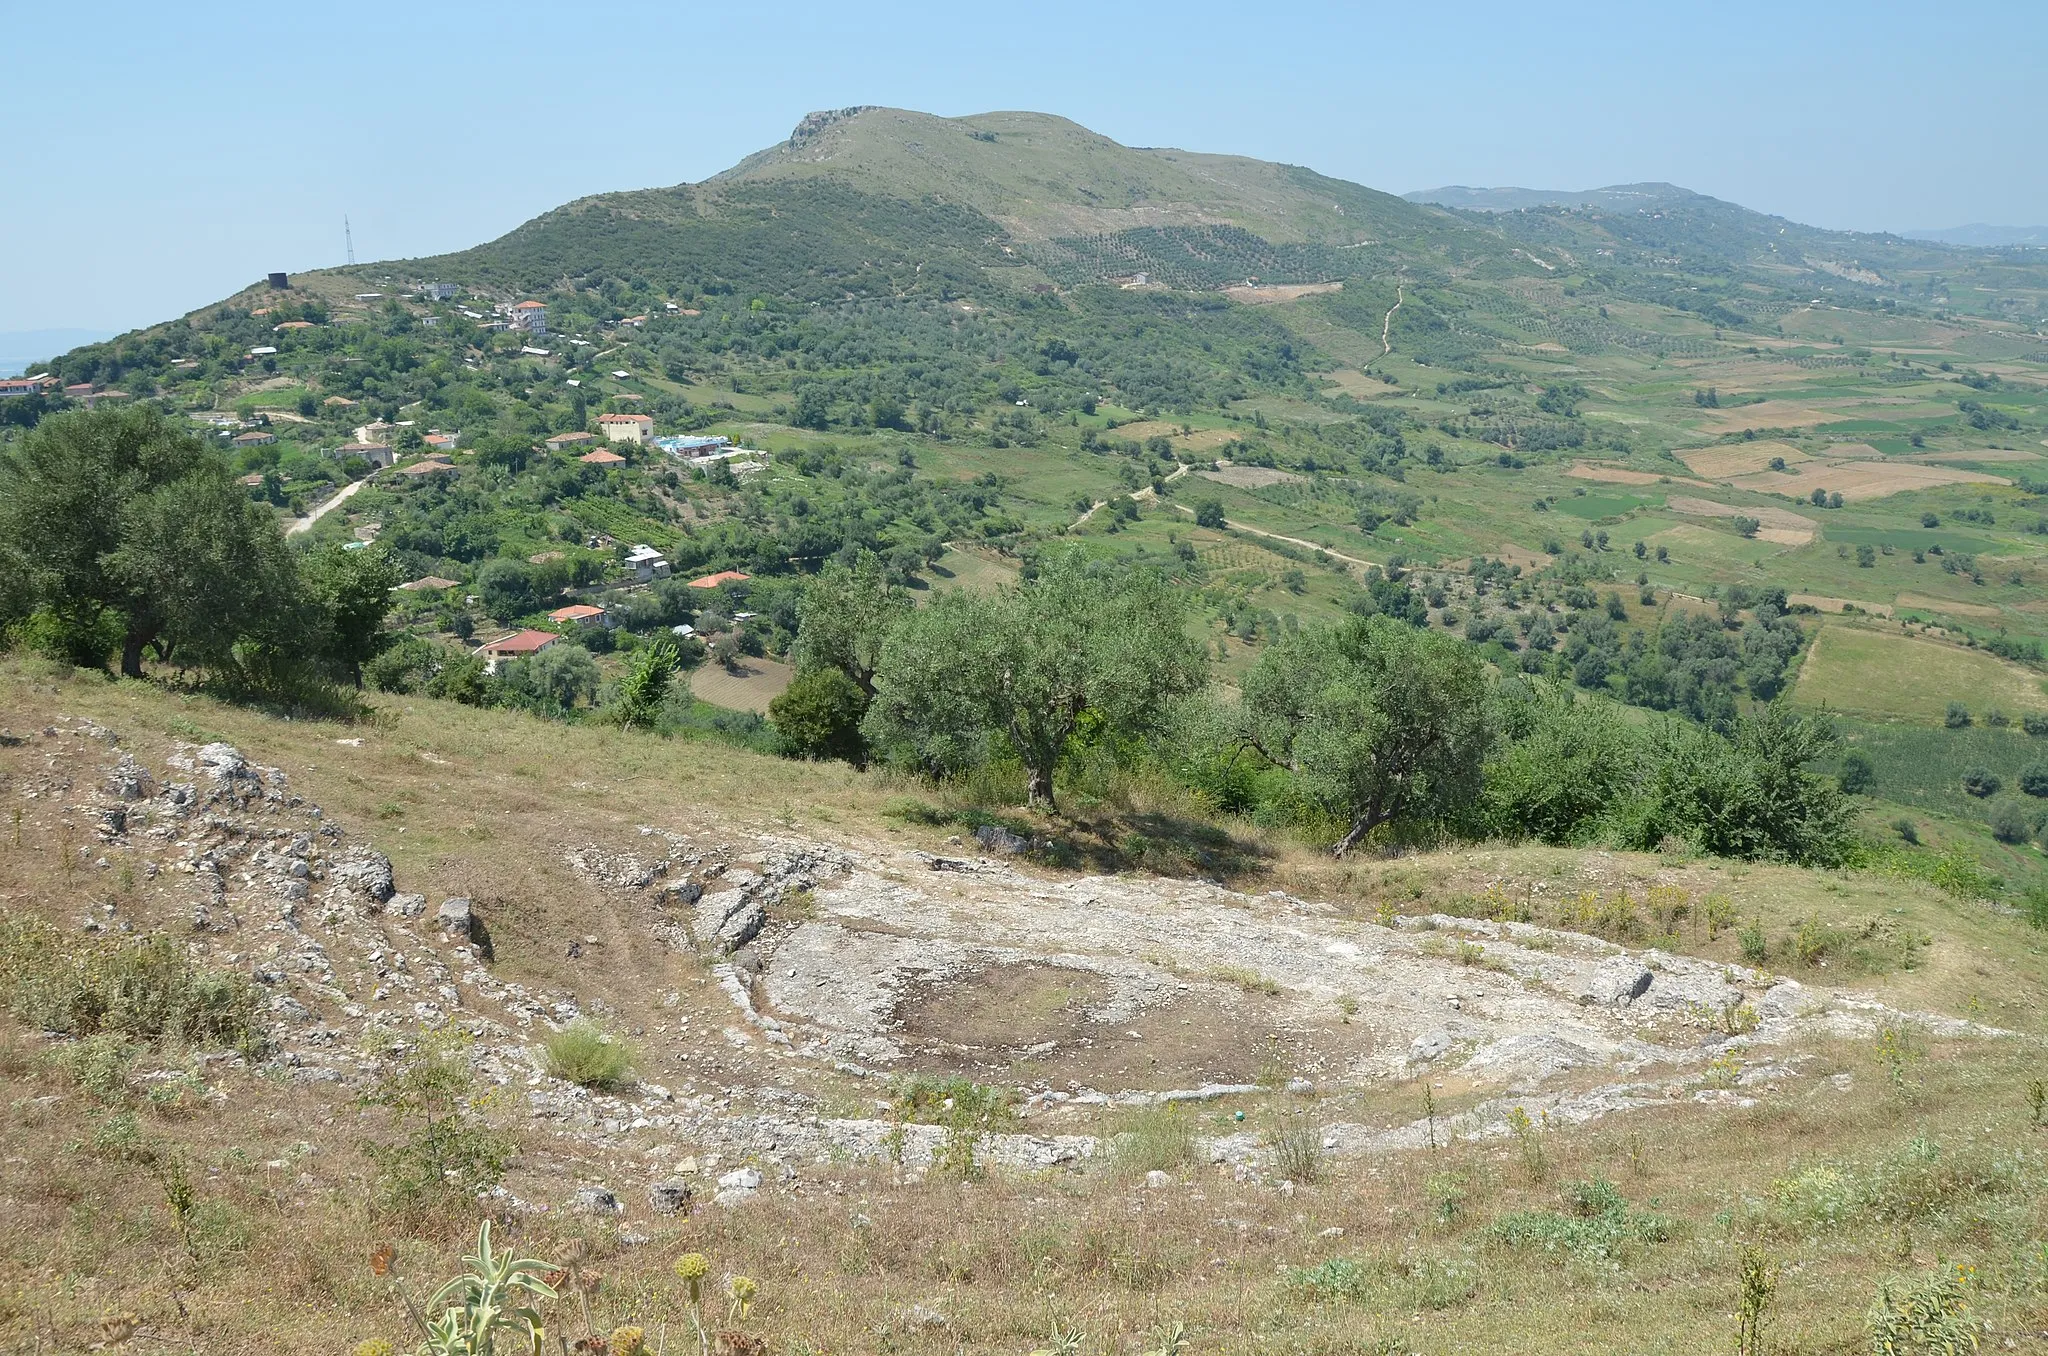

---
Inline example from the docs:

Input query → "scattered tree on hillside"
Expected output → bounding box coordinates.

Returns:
[1239,616,1491,856]
[863,549,1206,810]
[0,406,344,681]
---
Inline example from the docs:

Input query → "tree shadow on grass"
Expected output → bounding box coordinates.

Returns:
[884,796,1271,884]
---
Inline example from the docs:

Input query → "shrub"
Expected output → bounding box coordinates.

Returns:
[2019,763,2048,797]
[1945,702,1971,729]
[361,1027,515,1225]
[1991,803,2032,844]
[1866,1270,1983,1355]
[543,1020,637,1092]
[1890,817,1919,844]
[1961,766,2001,797]
[0,917,262,1054]
[2024,713,2048,737]
[769,667,869,764]
[1492,1177,1671,1260]
[1265,1118,1328,1185]
[1837,751,1875,795]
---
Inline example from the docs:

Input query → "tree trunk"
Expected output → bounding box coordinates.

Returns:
[121,630,148,679]
[1025,762,1057,814]
[1332,814,1375,858]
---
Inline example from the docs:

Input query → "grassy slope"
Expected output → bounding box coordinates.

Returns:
[5,664,2048,1352]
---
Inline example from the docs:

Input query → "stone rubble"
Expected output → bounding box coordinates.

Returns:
[14,717,2011,1214]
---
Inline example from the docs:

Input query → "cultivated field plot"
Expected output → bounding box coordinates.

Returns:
[1894,592,2003,619]
[1691,400,1839,433]
[689,656,794,713]
[1564,462,1707,487]
[1199,464,1304,489]
[1788,593,1893,617]
[1791,625,2048,723]
[1115,421,1243,452]
[924,547,1021,595]
[1678,441,1811,478]
[1665,495,1818,544]
[1223,280,1343,305]
[1918,447,2045,464]
[1730,458,2008,502]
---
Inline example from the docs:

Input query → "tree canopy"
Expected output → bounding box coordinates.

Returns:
[863,549,1206,809]
[1240,615,1491,855]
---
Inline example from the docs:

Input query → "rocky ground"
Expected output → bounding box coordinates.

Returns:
[9,716,2001,1220]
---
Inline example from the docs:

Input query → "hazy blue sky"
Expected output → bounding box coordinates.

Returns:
[6,0,2043,336]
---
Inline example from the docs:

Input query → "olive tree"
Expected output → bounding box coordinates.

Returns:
[0,407,304,677]
[864,549,1207,810]
[791,555,910,699]
[1240,615,1491,855]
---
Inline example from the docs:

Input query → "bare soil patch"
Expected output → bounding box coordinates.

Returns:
[1223,281,1343,305]
[1694,401,1837,433]
[1679,441,1811,478]
[689,656,794,713]
[1200,464,1303,489]
[1729,459,2007,502]
[1565,462,1708,488]
[1665,496,1818,543]
[1788,593,1893,617]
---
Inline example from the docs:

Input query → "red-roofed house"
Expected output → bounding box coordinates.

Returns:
[397,455,456,477]
[423,432,460,452]
[597,412,653,444]
[475,629,559,674]
[545,431,597,451]
[548,604,610,628]
[688,570,752,590]
[339,442,395,467]
[579,448,626,466]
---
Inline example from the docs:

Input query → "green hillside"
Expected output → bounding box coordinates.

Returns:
[10,105,2048,879]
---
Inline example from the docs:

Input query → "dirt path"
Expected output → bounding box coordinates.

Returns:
[285,477,365,536]
[1069,460,1194,530]
[1164,500,1375,571]
[1380,282,1403,357]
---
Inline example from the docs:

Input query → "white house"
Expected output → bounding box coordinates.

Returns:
[598,412,653,444]
[510,300,548,335]
[624,544,670,582]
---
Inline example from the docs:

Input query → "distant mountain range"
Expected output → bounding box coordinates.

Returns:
[1901,224,2048,248]
[1406,186,2048,252]
[0,328,115,377]
[1403,184,1703,214]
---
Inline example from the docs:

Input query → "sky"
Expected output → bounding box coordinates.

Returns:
[6,0,2045,337]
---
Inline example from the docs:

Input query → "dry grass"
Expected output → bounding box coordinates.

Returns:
[6,661,2048,1351]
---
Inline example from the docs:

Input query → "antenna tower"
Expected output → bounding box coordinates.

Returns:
[345,216,356,266]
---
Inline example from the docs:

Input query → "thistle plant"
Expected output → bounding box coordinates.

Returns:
[674,1253,709,1307]
[2027,1078,2046,1129]
[726,1275,758,1324]
[414,1221,558,1356]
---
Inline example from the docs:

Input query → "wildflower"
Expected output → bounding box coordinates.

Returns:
[727,1274,759,1321]
[675,1251,710,1305]
[610,1327,647,1356]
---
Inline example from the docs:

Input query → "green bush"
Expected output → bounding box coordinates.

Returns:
[1945,703,1972,729]
[0,916,263,1054]
[361,1026,515,1225]
[1991,802,2032,845]
[1837,750,1876,795]
[1961,766,2000,797]
[542,1020,637,1092]
[2019,762,2048,797]
[1492,1177,1671,1260]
